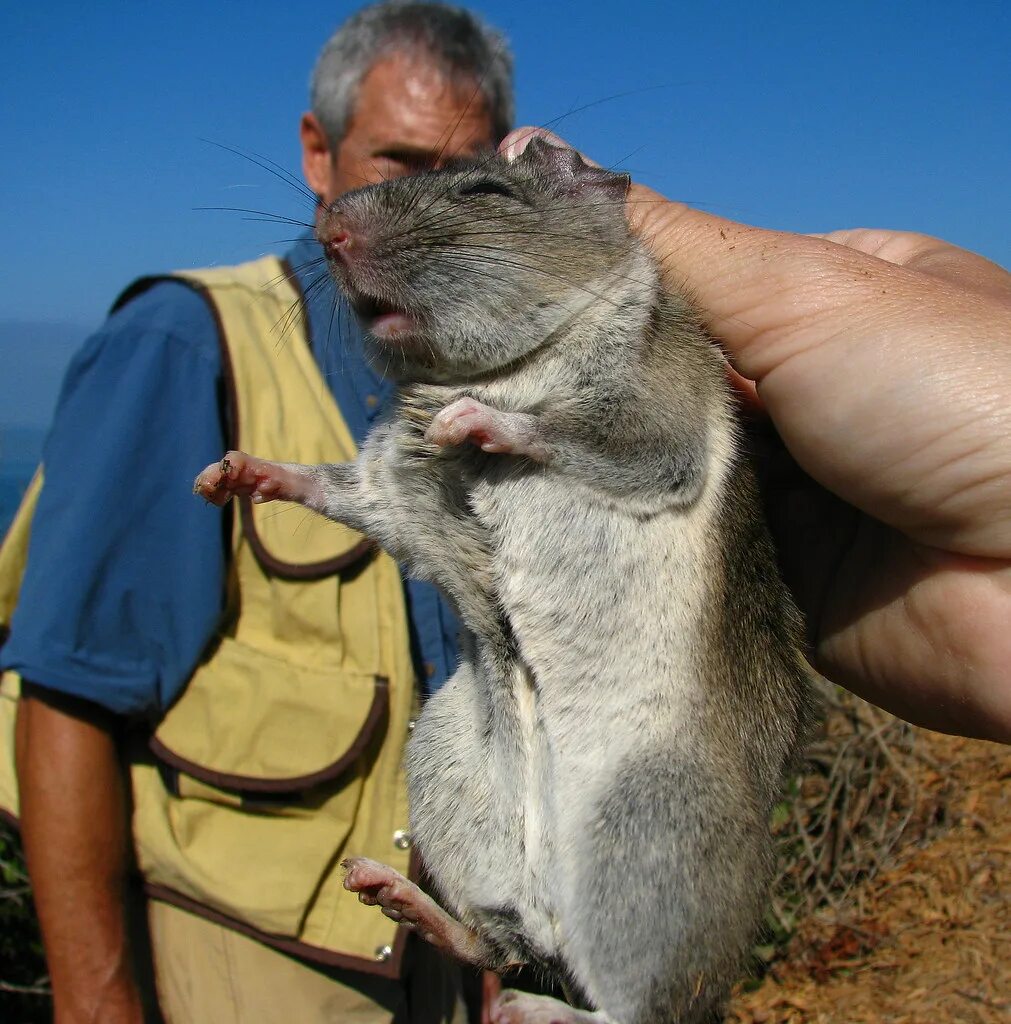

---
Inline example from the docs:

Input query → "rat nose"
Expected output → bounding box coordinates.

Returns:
[326,229,352,262]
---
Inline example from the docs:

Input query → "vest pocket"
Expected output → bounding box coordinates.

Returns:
[132,752,372,936]
[134,636,393,936]
[150,635,388,793]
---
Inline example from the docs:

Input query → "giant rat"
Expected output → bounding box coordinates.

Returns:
[194,138,816,1024]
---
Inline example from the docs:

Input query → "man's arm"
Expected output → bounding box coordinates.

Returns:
[2,281,229,1018]
[16,686,143,1024]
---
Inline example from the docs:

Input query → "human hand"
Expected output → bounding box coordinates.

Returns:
[500,128,1011,742]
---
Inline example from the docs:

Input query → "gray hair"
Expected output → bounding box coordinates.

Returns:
[310,2,514,149]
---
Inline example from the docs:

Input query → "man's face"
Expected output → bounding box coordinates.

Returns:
[301,50,496,208]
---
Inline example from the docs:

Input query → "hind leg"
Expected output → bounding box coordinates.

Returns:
[342,857,497,967]
[556,745,769,1024]
[407,656,533,962]
[490,990,616,1024]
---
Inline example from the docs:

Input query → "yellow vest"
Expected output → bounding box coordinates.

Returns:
[0,256,418,976]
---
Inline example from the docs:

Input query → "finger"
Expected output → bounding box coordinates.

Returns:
[498,127,592,163]
[810,229,1011,301]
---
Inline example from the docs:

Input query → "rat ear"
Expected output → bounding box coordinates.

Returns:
[577,167,631,201]
[519,137,631,200]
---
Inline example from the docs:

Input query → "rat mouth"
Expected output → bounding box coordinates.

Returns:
[351,293,419,344]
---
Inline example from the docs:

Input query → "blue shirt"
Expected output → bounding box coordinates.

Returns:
[2,236,459,717]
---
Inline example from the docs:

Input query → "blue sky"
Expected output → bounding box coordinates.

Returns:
[1,1,1008,330]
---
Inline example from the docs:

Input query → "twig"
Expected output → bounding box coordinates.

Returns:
[0,978,52,996]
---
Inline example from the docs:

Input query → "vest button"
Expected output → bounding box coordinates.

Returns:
[375,944,393,962]
[393,829,412,850]
[407,718,417,732]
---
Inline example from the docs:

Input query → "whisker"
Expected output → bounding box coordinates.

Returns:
[194,206,315,229]
[200,139,320,210]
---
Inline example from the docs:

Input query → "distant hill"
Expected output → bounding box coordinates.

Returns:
[0,320,87,431]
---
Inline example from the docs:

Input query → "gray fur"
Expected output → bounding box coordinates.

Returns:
[310,1,514,148]
[283,142,814,1021]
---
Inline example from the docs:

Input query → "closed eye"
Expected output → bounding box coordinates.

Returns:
[458,180,516,200]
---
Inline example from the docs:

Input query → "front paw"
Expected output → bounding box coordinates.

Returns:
[193,450,313,506]
[426,398,490,448]
[194,451,260,506]
[425,399,548,461]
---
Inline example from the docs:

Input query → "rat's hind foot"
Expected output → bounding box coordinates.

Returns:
[425,398,550,462]
[491,990,615,1024]
[193,450,321,507]
[341,857,498,968]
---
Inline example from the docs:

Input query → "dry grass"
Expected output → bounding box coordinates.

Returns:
[766,687,953,941]
[731,694,1010,1024]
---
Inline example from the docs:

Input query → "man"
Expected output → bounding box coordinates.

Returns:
[0,3,513,1021]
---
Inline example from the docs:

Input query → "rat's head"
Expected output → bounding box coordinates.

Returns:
[318,138,642,381]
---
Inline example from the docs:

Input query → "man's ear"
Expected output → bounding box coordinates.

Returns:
[300,112,332,199]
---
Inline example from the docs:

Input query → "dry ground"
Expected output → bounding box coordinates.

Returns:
[729,727,1010,1024]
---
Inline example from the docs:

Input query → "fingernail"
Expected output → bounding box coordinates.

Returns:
[499,126,569,162]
